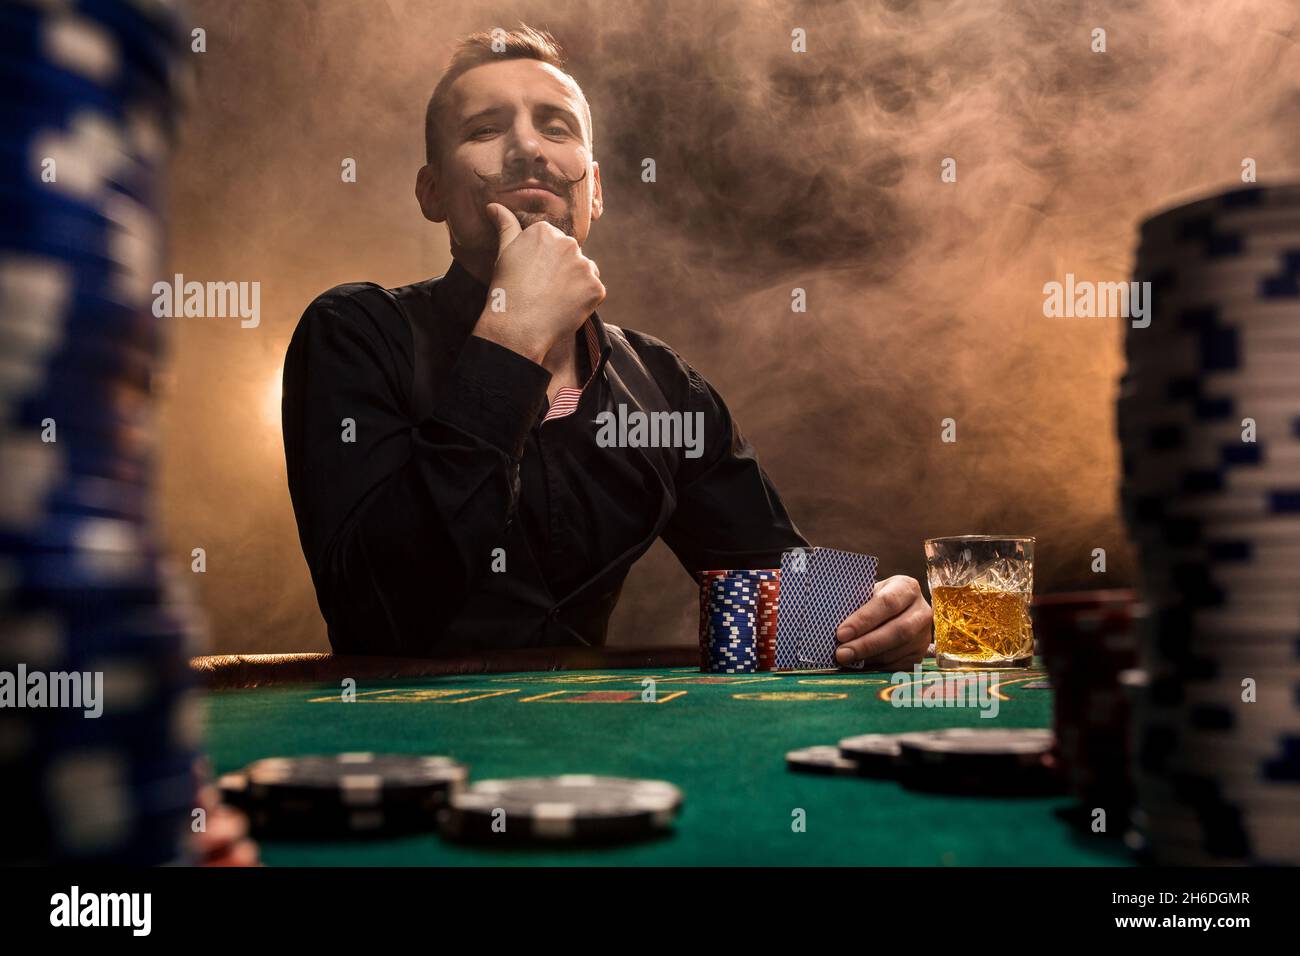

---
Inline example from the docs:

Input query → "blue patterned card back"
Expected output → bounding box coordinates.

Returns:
[775,548,813,669]
[799,548,878,670]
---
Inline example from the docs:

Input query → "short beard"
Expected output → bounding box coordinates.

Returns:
[507,206,575,236]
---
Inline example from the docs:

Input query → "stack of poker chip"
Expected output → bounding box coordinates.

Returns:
[789,729,1059,796]
[216,759,685,846]
[220,754,469,839]
[0,0,197,863]
[1033,591,1144,832]
[696,569,779,673]
[1117,182,1300,865]
[439,774,683,845]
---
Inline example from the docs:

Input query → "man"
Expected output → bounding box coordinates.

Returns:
[281,25,932,665]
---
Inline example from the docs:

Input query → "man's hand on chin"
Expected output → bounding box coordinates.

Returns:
[832,574,933,670]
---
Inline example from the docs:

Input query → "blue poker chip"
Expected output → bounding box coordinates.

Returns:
[0,186,158,271]
[21,748,197,864]
[0,54,124,120]
[1140,184,1300,237]
[1125,326,1289,372]
[1144,574,1294,613]
[1,471,152,530]
[1151,372,1292,403]
[0,247,157,311]
[1160,558,1300,587]
[0,271,162,350]
[0,526,168,606]
[0,0,186,87]
[1184,474,1300,502]
[0,127,163,210]
[0,369,156,428]
[1138,268,1300,301]
[1,336,154,388]
[0,593,203,650]
[1124,490,1300,525]
[0,63,178,169]
[1137,723,1300,776]
[32,741,199,862]
[1143,601,1298,636]
[0,385,155,439]
[0,429,154,488]
[0,508,154,552]
[1167,302,1300,334]
[0,331,159,393]
[0,299,161,356]
[1202,539,1300,563]
[0,626,200,679]
[41,685,202,759]
[1146,646,1300,683]
[1,337,154,392]
[0,561,170,611]
[1124,467,1300,499]
[0,18,177,117]
[1121,393,1299,431]
[1141,231,1300,261]
[56,0,191,72]
[1123,425,1274,462]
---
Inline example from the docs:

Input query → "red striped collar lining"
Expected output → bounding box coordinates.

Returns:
[540,318,602,423]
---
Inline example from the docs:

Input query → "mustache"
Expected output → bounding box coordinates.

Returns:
[474,166,588,194]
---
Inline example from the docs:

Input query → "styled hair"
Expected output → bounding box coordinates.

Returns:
[423,24,593,166]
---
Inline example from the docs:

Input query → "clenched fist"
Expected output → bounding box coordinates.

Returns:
[472,202,605,363]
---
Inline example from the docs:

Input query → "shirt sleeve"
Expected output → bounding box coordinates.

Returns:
[658,359,810,574]
[281,286,551,655]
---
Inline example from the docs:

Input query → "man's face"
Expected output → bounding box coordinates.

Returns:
[419,58,603,258]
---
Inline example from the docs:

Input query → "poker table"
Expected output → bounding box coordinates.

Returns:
[197,648,1131,866]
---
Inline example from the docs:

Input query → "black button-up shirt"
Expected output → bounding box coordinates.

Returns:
[281,258,808,655]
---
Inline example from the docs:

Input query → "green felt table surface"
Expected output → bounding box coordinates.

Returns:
[204,661,1131,866]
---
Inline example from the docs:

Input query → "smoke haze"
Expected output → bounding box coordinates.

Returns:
[161,0,1300,653]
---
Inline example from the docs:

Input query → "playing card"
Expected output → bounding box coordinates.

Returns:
[774,547,814,670]
[799,547,878,670]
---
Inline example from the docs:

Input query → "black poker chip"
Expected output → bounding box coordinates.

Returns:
[894,728,1062,796]
[227,753,468,839]
[836,733,904,777]
[438,775,683,845]
[898,728,1055,765]
[786,745,868,776]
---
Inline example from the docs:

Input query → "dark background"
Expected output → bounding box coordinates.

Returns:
[158,0,1300,653]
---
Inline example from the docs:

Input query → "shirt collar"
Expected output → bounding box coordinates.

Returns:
[437,256,612,378]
